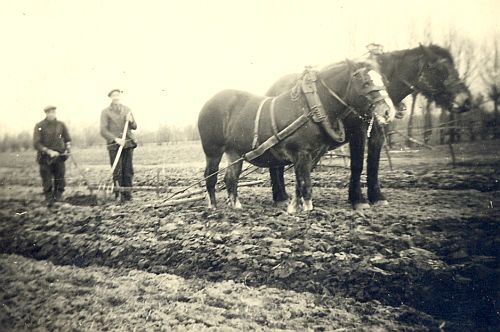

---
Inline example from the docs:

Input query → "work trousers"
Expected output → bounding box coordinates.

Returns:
[108,147,134,200]
[39,157,66,200]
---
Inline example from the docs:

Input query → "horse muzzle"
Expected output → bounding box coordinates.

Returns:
[372,96,396,125]
[451,92,471,113]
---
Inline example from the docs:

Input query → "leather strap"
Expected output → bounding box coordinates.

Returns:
[270,97,279,138]
[252,97,271,149]
[244,114,310,162]
[320,78,349,108]
[302,75,346,143]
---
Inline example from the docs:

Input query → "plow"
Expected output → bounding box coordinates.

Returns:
[66,118,270,206]
[70,151,267,207]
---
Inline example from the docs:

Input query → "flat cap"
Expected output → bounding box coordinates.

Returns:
[108,89,123,97]
[43,105,56,112]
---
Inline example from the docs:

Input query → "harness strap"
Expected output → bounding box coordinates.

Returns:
[319,78,359,121]
[244,114,310,162]
[319,79,348,108]
[368,93,389,104]
[270,97,279,138]
[252,97,271,149]
[396,53,426,93]
[302,86,346,143]
[400,77,417,91]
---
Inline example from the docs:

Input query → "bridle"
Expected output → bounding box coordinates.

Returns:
[246,64,392,160]
[318,66,390,122]
[395,51,465,98]
[293,65,392,140]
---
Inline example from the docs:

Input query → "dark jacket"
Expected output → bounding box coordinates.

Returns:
[33,118,71,164]
[33,119,71,153]
[100,103,137,150]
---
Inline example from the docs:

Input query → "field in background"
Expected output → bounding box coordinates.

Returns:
[1,139,499,186]
[0,141,204,167]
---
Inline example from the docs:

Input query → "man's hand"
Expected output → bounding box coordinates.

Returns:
[65,142,71,155]
[46,149,60,158]
[114,138,126,146]
[126,112,134,123]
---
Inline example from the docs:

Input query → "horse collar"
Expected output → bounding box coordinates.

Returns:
[299,69,346,143]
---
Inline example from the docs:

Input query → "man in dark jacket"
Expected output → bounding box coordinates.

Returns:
[33,105,72,207]
[100,89,137,202]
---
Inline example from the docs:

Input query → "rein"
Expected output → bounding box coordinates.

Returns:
[318,78,358,120]
[392,50,425,93]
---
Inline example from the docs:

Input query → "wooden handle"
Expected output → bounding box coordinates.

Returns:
[110,119,129,175]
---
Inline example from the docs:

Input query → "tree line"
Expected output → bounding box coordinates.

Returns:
[0,124,200,152]
[387,93,496,149]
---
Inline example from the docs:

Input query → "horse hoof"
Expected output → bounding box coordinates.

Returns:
[274,200,288,209]
[303,199,314,211]
[233,200,242,209]
[373,200,389,207]
[354,203,371,211]
[287,205,296,214]
[287,196,301,214]
[287,203,298,214]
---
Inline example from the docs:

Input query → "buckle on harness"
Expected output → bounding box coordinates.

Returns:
[310,105,327,122]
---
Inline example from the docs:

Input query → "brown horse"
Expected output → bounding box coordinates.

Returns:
[198,60,396,213]
[266,44,472,210]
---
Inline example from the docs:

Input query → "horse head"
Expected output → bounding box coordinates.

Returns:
[416,44,471,113]
[320,61,396,125]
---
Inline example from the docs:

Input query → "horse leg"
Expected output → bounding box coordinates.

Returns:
[367,124,388,206]
[348,127,370,210]
[224,152,243,209]
[204,152,223,209]
[288,153,313,213]
[270,166,288,205]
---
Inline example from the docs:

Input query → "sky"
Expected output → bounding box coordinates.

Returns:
[0,0,498,135]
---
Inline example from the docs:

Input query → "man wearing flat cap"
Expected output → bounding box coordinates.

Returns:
[33,106,72,207]
[100,89,137,202]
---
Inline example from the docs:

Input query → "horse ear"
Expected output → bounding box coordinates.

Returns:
[419,43,437,62]
[345,58,355,70]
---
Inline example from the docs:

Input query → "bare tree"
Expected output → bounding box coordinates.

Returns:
[441,29,478,143]
[404,19,432,148]
[481,35,500,138]
[406,92,419,148]
[443,29,477,86]
[422,98,433,144]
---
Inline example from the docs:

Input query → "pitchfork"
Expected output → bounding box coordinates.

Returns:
[97,118,129,197]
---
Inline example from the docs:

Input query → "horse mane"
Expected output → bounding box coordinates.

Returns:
[426,44,454,63]
[375,44,455,85]
[320,59,378,75]
[379,44,454,65]
[287,59,379,99]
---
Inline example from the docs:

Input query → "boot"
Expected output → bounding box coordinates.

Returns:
[121,191,132,203]
[45,192,55,208]
[54,191,64,202]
